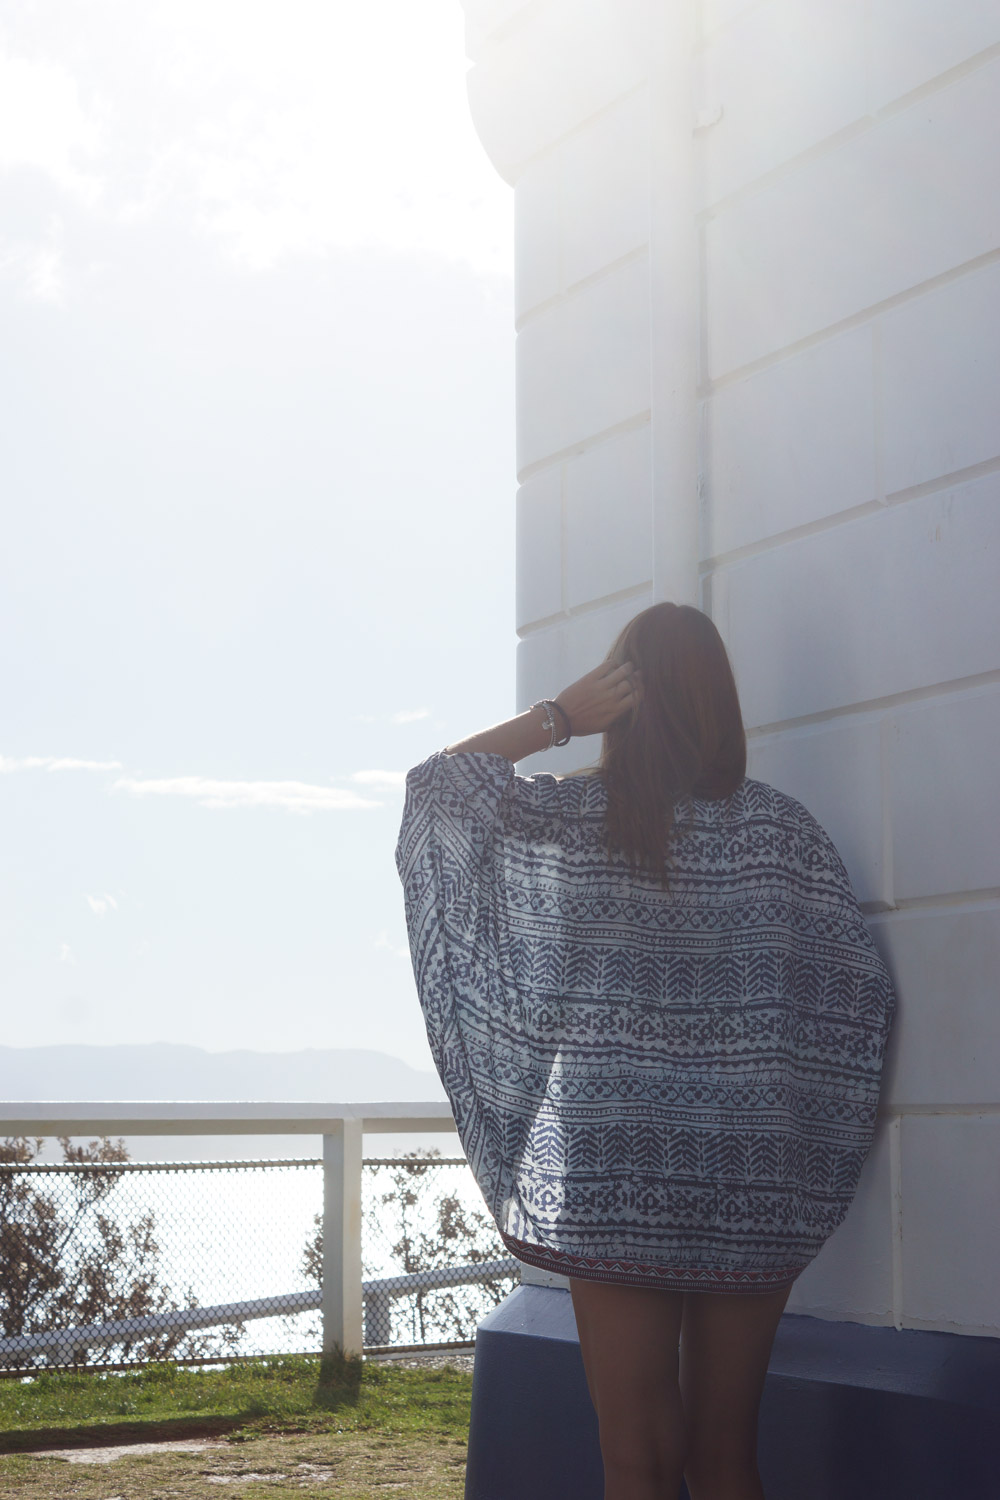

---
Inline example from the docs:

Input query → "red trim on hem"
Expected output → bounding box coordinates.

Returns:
[501,1232,802,1297]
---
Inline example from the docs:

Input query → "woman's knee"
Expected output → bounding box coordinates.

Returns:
[598,1402,689,1484]
[601,1436,688,1491]
[683,1399,760,1477]
[685,1420,756,1467]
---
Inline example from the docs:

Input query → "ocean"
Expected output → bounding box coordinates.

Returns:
[7,1152,511,1365]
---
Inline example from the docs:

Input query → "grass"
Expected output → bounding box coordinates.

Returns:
[0,1354,474,1499]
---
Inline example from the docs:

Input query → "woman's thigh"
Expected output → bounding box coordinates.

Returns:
[570,1277,686,1444]
[679,1284,793,1468]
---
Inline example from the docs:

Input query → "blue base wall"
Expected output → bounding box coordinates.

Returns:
[464,1285,1000,1500]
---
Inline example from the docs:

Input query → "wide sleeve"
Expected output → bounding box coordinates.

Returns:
[395,750,515,912]
[394,749,585,1218]
[393,751,520,1209]
[782,793,898,1054]
[394,747,582,926]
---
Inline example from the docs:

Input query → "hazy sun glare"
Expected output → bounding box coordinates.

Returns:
[0,0,515,1066]
[0,0,511,295]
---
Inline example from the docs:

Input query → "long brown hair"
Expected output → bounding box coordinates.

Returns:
[599,603,746,886]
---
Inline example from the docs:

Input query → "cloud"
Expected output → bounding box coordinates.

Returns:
[122,2,511,274]
[86,892,118,918]
[350,770,407,791]
[57,941,77,964]
[0,3,512,313]
[0,216,68,304]
[112,774,380,814]
[0,48,104,203]
[2,756,397,811]
[0,755,123,773]
[374,929,410,961]
[390,708,430,724]
[24,234,65,303]
[353,709,431,725]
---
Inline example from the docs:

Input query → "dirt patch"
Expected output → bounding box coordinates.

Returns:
[0,1415,246,1456]
[0,1430,467,1499]
[23,1437,229,1465]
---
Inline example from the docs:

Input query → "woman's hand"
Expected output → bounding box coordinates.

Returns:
[442,659,641,762]
[557,661,641,738]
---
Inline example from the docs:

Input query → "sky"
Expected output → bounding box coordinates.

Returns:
[0,1,516,1074]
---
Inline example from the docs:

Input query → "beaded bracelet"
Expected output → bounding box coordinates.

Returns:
[550,699,572,744]
[531,699,573,749]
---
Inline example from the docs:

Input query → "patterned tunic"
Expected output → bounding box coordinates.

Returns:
[396,749,895,1295]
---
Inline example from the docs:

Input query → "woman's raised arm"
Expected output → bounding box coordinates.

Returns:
[444,660,640,760]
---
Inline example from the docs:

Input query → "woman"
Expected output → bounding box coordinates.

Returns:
[396,602,895,1500]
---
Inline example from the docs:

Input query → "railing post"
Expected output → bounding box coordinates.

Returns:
[322,1119,364,1358]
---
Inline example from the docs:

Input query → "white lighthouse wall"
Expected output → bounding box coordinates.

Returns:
[462,0,1000,1337]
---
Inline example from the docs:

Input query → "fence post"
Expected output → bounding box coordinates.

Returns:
[322,1119,364,1358]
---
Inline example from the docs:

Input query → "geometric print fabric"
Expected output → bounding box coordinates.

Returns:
[396,750,896,1295]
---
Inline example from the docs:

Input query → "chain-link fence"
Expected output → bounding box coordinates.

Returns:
[0,1140,518,1375]
[354,1156,518,1350]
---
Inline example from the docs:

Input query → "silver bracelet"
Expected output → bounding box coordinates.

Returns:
[530,699,571,750]
[531,700,556,750]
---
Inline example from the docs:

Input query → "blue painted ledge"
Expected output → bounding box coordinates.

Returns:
[464,1284,1000,1500]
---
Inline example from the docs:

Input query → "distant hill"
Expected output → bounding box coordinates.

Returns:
[0,1043,452,1161]
[0,1042,446,1103]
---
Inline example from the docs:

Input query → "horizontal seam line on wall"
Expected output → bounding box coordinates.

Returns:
[696,115,875,224]
[872,37,1000,125]
[696,0,769,51]
[700,455,1000,574]
[502,76,649,184]
[700,499,882,573]
[882,454,1000,507]
[515,244,649,333]
[700,246,1000,393]
[869,888,1000,917]
[469,0,546,53]
[745,668,1000,738]
[517,410,651,485]
[517,581,652,638]
[880,1105,1000,1116]
[695,41,1000,224]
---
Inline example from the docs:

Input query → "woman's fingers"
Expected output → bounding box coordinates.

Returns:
[555,659,642,735]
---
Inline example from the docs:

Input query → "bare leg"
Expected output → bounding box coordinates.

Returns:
[680,1284,793,1500]
[570,1276,688,1500]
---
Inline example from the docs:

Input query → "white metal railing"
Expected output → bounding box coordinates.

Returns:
[0,1258,521,1361]
[0,1101,516,1359]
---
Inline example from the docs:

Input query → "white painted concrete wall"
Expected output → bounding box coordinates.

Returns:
[462,0,1000,1338]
